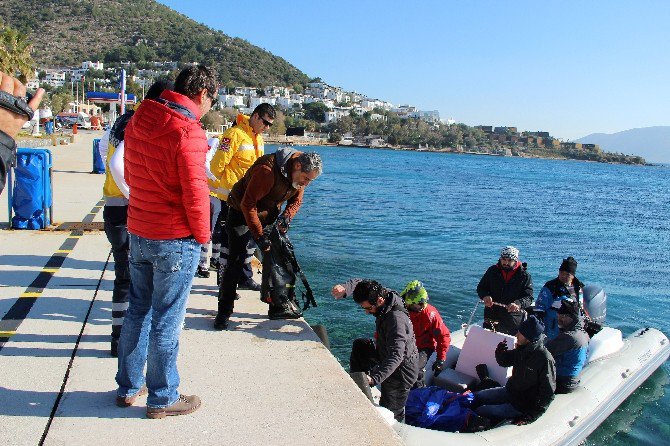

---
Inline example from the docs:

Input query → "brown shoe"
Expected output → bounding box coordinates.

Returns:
[115,385,148,407]
[146,394,201,419]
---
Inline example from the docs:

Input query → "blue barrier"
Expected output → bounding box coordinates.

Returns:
[8,148,53,229]
[92,138,105,174]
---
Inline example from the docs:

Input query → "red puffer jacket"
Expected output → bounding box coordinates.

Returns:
[409,303,451,361]
[124,90,210,243]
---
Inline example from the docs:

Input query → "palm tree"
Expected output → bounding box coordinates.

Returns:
[0,22,35,82]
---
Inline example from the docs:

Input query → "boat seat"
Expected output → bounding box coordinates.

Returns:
[432,367,478,392]
[455,325,515,386]
[587,326,624,363]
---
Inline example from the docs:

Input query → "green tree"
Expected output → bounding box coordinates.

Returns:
[48,91,75,114]
[0,22,35,82]
[302,102,328,123]
[269,110,286,136]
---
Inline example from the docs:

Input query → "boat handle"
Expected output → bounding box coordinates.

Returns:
[568,416,579,427]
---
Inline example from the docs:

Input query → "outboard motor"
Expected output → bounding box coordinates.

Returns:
[582,284,607,324]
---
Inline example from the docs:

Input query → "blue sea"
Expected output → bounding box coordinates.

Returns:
[269,145,670,445]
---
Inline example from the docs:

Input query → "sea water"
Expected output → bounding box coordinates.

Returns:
[268,145,670,445]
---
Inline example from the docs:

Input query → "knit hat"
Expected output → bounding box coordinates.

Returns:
[559,257,578,275]
[401,280,428,305]
[518,315,544,342]
[556,299,579,319]
[500,246,519,261]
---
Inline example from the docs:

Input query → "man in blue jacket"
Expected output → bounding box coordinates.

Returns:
[546,299,589,394]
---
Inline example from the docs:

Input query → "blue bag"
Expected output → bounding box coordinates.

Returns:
[10,149,52,229]
[92,138,105,174]
[405,386,476,432]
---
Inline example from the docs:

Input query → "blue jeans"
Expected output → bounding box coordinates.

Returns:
[473,386,523,421]
[115,234,200,408]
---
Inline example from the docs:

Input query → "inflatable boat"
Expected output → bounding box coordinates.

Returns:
[373,287,670,445]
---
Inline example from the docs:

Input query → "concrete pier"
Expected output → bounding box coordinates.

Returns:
[0,132,402,445]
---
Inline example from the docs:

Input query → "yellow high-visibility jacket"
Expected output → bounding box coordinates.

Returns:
[209,113,264,200]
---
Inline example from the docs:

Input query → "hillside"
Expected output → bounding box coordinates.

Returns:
[576,126,670,164]
[0,0,310,88]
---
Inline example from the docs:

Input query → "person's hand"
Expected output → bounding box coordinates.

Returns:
[482,296,493,308]
[276,215,290,233]
[331,284,346,299]
[367,374,374,386]
[256,235,271,252]
[506,302,520,313]
[495,341,508,353]
[0,71,45,139]
[432,359,445,377]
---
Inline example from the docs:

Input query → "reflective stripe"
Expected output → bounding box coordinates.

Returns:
[112,317,125,325]
[237,143,256,152]
[112,302,129,312]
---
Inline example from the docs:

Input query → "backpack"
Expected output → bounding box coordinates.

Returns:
[260,223,317,316]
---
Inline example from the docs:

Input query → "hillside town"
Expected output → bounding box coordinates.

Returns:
[24,59,643,165]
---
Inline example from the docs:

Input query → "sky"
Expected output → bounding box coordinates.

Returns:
[157,0,669,140]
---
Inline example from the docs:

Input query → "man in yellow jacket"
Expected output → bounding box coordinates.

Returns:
[203,103,276,291]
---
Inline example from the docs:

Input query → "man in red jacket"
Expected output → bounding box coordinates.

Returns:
[400,280,451,387]
[115,65,217,419]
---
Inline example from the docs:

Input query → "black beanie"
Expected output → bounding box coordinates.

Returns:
[518,315,544,342]
[559,256,578,275]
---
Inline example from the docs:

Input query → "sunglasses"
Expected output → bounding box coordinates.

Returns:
[260,116,273,127]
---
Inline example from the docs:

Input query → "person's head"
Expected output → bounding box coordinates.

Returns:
[558,256,577,285]
[174,65,218,116]
[290,151,322,190]
[556,299,579,328]
[499,246,519,271]
[401,280,428,312]
[145,79,174,101]
[249,103,276,135]
[352,280,386,315]
[516,315,544,345]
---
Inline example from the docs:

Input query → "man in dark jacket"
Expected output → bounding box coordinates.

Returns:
[477,246,534,335]
[546,299,589,393]
[472,315,556,425]
[214,147,322,329]
[332,279,420,422]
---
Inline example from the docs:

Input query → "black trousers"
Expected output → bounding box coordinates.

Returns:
[349,338,419,421]
[217,208,253,317]
[414,348,435,388]
[103,205,130,340]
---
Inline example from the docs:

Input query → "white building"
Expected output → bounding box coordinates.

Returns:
[44,70,66,88]
[221,94,246,108]
[82,61,104,71]
[234,87,258,97]
[249,96,277,109]
[410,110,440,123]
[324,107,354,124]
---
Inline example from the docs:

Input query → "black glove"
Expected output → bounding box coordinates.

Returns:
[276,214,290,233]
[256,234,271,252]
[432,359,445,377]
[495,341,508,353]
